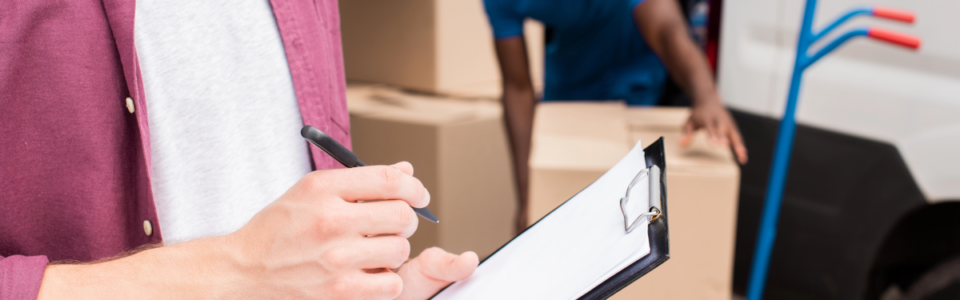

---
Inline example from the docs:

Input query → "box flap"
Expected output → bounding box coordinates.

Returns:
[346,84,500,125]
[625,107,689,132]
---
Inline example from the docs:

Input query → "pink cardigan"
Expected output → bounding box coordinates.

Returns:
[0,0,351,298]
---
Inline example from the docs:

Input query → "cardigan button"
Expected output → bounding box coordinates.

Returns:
[143,220,153,236]
[125,97,136,114]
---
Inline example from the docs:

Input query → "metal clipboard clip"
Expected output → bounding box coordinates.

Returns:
[620,165,662,233]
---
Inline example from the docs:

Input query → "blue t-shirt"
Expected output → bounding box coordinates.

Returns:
[483,0,666,106]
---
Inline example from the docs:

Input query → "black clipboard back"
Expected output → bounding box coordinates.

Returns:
[429,138,669,299]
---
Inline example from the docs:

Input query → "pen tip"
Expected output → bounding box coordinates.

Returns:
[414,207,439,223]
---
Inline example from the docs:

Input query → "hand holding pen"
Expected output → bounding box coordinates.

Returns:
[302,125,439,223]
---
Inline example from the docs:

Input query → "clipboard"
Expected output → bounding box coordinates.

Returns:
[432,138,669,299]
[581,137,668,299]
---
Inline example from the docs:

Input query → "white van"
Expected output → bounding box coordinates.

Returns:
[715,0,960,299]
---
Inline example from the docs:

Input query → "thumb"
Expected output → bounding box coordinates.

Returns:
[395,247,479,300]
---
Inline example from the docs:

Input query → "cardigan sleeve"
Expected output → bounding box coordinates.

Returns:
[0,255,49,300]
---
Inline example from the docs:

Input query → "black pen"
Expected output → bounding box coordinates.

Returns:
[301,125,439,223]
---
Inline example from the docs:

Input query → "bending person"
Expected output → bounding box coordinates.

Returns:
[483,0,749,231]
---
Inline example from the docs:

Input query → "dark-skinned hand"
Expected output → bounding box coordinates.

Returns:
[681,96,748,164]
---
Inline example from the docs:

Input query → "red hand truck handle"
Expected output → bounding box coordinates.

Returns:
[873,6,915,23]
[868,27,921,49]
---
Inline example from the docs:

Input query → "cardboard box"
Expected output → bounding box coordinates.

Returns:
[346,84,518,259]
[527,102,630,222]
[528,103,740,299]
[339,0,544,98]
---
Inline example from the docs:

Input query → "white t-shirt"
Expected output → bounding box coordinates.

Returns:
[134,0,312,244]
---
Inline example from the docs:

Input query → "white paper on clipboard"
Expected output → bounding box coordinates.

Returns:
[433,141,653,300]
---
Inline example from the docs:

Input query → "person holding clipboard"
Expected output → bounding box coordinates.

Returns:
[0,1,477,299]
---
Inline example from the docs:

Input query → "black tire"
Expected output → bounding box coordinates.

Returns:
[903,256,960,300]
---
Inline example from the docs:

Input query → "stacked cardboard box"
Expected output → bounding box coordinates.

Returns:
[339,0,544,98]
[528,102,740,299]
[345,84,518,259]
[527,102,631,221]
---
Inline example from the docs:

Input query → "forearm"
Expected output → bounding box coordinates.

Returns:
[33,165,471,300]
[38,236,241,299]
[634,0,720,107]
[502,85,537,187]
[493,36,538,230]
[635,0,749,162]
[657,25,719,105]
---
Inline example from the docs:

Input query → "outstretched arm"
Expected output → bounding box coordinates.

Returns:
[634,0,748,164]
[37,162,476,300]
[493,36,538,233]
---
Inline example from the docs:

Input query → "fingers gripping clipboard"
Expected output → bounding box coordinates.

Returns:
[432,138,669,299]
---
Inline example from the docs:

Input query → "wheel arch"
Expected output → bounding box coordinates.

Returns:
[865,201,960,299]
